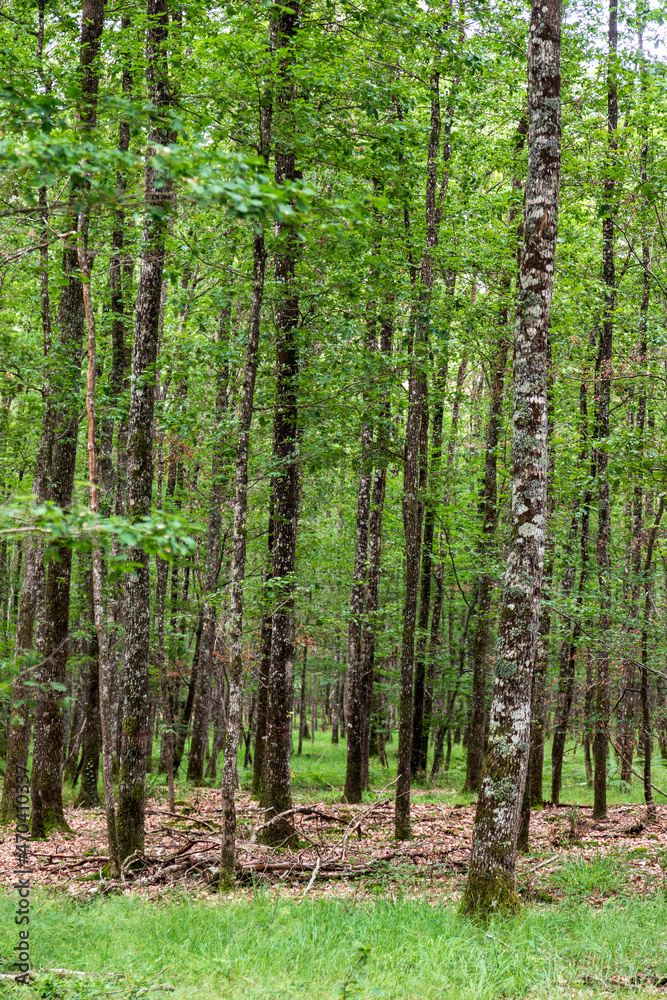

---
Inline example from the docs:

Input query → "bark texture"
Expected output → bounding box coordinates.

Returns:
[263,0,301,847]
[592,0,617,821]
[31,0,105,840]
[117,0,171,863]
[460,0,561,916]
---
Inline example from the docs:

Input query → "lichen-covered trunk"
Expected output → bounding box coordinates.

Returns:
[117,0,171,864]
[460,0,561,916]
[2,110,52,825]
[466,118,527,797]
[593,0,617,822]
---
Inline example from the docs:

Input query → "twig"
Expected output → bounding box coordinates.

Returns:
[529,854,559,873]
[301,857,321,899]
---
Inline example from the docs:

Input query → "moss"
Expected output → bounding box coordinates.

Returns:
[458,872,521,920]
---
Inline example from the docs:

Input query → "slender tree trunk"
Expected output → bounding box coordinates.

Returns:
[466,118,528,795]
[220,222,270,883]
[464,332,510,793]
[460,0,561,915]
[331,674,340,745]
[117,0,171,864]
[1,9,52,822]
[263,0,301,847]
[550,367,593,807]
[592,0,617,821]
[188,306,231,785]
[172,608,203,774]
[395,70,445,839]
[360,315,392,786]
[410,72,446,782]
[343,343,374,802]
[31,0,105,840]
[77,212,120,870]
[0,543,39,824]
[297,643,307,756]
[252,510,274,799]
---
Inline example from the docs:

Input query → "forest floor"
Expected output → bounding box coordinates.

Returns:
[0,734,666,998]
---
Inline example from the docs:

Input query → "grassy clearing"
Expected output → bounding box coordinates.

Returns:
[1,893,667,999]
[134,725,667,810]
[10,733,667,998]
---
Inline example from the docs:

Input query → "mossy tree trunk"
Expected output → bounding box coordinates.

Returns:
[592,0,617,822]
[460,0,561,917]
[117,0,171,864]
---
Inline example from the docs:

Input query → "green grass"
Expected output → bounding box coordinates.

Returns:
[1,893,667,999]
[134,724,667,810]
[549,853,630,899]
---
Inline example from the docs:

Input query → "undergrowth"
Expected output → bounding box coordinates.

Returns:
[1,893,667,999]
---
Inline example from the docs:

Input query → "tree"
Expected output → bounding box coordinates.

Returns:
[460,0,562,916]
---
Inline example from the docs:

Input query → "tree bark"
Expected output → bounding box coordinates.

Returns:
[220,221,270,882]
[466,117,527,795]
[343,315,375,803]
[31,0,105,840]
[76,211,120,869]
[117,0,171,863]
[360,314,393,787]
[263,0,301,848]
[592,0,617,821]
[460,0,561,915]
[188,305,231,786]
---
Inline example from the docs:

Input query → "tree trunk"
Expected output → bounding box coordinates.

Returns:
[464,331,510,793]
[263,0,301,848]
[360,315,392,787]
[331,675,340,745]
[220,219,270,883]
[31,0,105,840]
[117,0,171,864]
[188,305,231,786]
[252,509,274,800]
[0,542,40,824]
[297,643,307,756]
[395,70,446,839]
[592,0,617,822]
[466,117,527,795]
[460,0,561,915]
[343,315,374,803]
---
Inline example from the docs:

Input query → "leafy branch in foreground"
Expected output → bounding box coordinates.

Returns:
[0,503,198,563]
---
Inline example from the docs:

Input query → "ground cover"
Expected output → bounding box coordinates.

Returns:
[0,734,665,997]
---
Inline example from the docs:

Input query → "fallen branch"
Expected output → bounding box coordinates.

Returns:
[249,806,344,843]
[529,854,559,873]
[301,857,321,899]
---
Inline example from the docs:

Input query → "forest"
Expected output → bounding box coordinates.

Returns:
[0,0,666,995]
